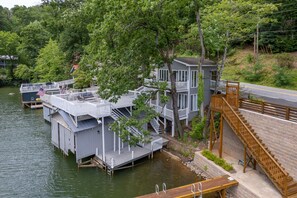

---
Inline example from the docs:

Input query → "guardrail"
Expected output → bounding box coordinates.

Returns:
[240,99,297,123]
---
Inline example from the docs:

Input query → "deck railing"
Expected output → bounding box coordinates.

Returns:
[240,99,297,123]
[211,95,289,196]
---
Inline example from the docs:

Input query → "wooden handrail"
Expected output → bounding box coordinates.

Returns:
[221,97,288,178]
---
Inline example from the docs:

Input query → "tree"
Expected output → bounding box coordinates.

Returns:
[0,31,20,79]
[17,21,51,66]
[80,0,194,138]
[14,64,33,82]
[0,6,12,31]
[34,39,69,82]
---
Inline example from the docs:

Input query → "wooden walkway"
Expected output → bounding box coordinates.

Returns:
[137,175,238,198]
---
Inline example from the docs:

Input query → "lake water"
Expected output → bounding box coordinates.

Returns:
[0,87,200,198]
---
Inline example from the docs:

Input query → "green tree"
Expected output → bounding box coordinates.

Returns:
[34,39,68,82]
[14,64,33,82]
[0,31,20,79]
[17,21,51,66]
[81,0,194,138]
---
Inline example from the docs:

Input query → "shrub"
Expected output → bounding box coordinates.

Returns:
[190,118,205,140]
[246,53,254,64]
[201,149,234,171]
[243,62,265,82]
[273,65,291,87]
[276,53,294,69]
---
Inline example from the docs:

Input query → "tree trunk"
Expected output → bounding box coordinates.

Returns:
[196,8,205,118]
[167,62,184,138]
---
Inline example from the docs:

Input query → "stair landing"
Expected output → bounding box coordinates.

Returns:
[209,149,282,198]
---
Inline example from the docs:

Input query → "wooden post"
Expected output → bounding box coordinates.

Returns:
[219,114,223,158]
[253,158,257,170]
[209,111,213,151]
[221,189,226,198]
[285,107,290,120]
[261,102,264,114]
[244,146,247,173]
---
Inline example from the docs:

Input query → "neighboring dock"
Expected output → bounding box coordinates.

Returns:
[137,175,238,198]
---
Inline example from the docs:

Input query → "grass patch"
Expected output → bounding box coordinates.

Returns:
[201,149,234,171]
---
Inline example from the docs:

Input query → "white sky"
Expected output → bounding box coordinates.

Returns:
[0,0,41,9]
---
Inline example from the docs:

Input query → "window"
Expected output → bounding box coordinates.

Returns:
[191,70,198,88]
[190,94,198,111]
[177,70,188,82]
[159,69,169,81]
[177,94,187,109]
[211,70,217,81]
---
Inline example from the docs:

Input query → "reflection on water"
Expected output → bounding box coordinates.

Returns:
[0,87,201,198]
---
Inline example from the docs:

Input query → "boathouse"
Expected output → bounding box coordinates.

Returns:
[41,89,164,171]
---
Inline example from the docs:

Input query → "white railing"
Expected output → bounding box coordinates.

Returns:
[20,82,59,93]
[167,81,188,91]
[47,94,112,117]
[150,104,187,119]
[144,78,188,91]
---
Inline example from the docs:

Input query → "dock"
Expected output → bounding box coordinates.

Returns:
[137,175,238,198]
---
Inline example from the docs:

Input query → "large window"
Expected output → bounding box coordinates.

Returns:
[159,69,169,81]
[177,93,187,109]
[190,94,198,111]
[191,70,198,88]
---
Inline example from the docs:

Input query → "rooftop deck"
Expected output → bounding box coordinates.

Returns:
[41,89,137,118]
[20,82,59,93]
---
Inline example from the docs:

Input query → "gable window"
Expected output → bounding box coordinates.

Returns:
[177,93,187,109]
[159,69,169,81]
[190,94,198,111]
[211,70,217,81]
[191,70,198,88]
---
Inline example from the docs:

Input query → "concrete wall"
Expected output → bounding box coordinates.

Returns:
[192,152,259,198]
[222,120,245,161]
[240,109,297,180]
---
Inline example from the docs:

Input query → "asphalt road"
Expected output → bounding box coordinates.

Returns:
[240,82,297,108]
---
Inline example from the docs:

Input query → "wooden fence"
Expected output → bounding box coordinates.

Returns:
[239,99,297,123]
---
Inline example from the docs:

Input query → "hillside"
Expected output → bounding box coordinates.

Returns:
[222,47,297,90]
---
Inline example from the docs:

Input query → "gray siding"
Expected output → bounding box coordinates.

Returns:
[43,106,51,122]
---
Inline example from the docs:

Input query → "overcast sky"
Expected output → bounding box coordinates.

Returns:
[0,0,41,9]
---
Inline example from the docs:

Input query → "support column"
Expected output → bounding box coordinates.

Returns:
[164,118,167,134]
[171,121,175,137]
[219,114,223,158]
[113,131,116,152]
[253,159,257,170]
[221,189,226,198]
[244,146,247,173]
[102,117,105,162]
[209,111,213,151]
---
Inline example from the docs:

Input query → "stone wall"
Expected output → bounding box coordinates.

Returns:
[240,109,297,180]
[192,152,259,198]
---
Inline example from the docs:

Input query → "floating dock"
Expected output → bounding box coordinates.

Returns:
[137,175,238,198]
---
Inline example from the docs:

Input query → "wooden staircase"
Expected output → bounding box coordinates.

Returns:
[211,94,297,197]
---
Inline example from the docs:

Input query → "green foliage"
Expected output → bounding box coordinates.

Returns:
[246,53,254,64]
[14,64,32,82]
[110,93,159,146]
[243,62,265,82]
[202,149,233,171]
[34,39,68,82]
[275,53,294,69]
[17,21,51,66]
[273,66,291,87]
[197,73,204,109]
[190,117,206,140]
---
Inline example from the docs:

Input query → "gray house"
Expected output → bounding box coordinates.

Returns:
[41,89,164,171]
[145,57,218,137]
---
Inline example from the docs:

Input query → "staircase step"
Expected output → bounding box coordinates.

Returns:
[288,185,297,196]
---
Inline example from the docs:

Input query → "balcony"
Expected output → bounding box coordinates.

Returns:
[144,78,188,92]
[150,104,187,120]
